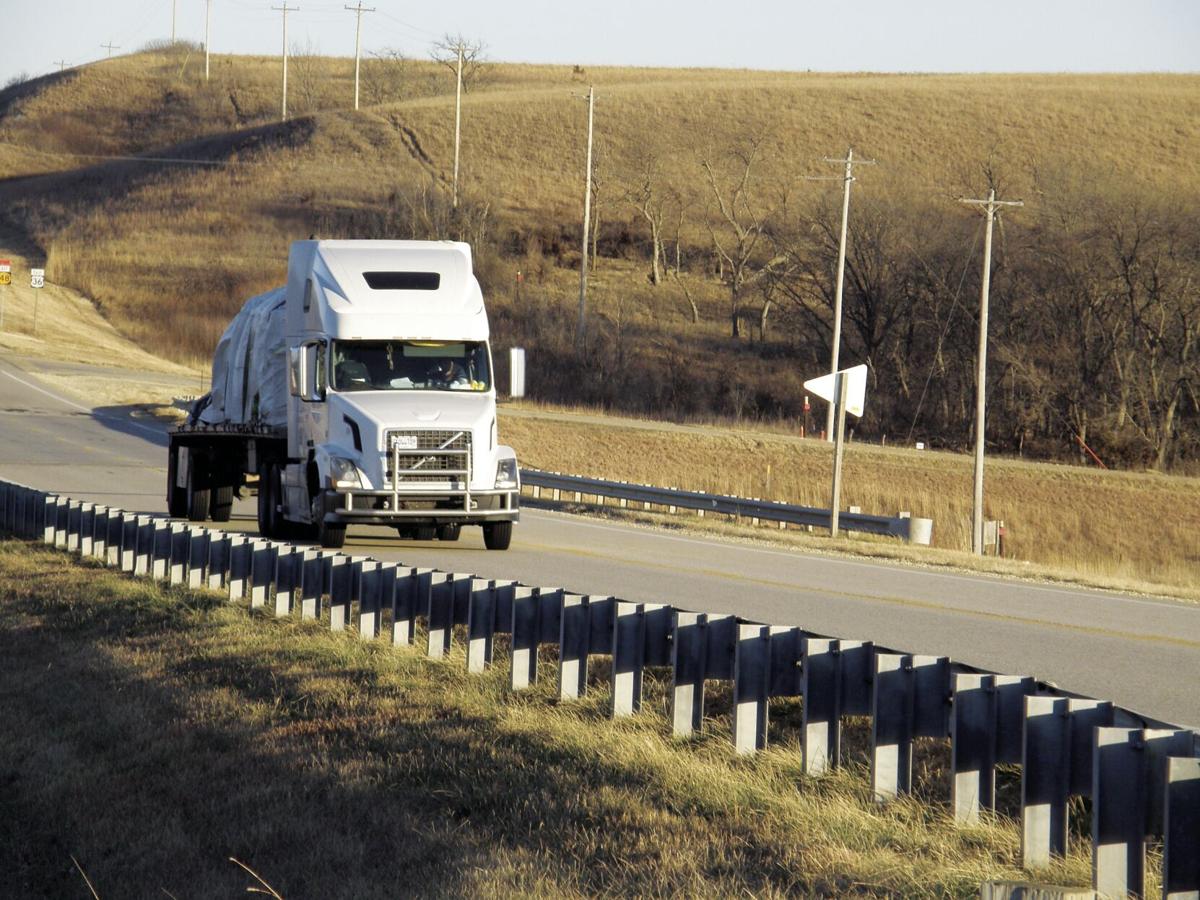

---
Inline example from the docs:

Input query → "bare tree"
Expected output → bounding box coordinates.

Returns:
[430,34,489,93]
[703,138,776,339]
[288,39,322,114]
[625,155,667,285]
[362,47,409,106]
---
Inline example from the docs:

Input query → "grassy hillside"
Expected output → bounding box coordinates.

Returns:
[0,540,1094,897]
[0,49,1196,468]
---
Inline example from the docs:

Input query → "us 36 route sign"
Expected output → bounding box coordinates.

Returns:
[30,268,45,289]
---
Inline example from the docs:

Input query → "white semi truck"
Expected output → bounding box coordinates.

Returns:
[167,239,520,550]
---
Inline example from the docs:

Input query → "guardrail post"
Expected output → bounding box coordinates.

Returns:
[39,494,57,544]
[1093,727,1194,898]
[327,554,351,630]
[733,623,771,755]
[295,550,323,619]
[558,593,590,699]
[389,567,428,645]
[768,625,804,701]
[102,510,123,567]
[52,496,70,548]
[150,519,172,580]
[168,524,190,585]
[610,601,644,716]
[801,637,842,775]
[186,528,210,588]
[426,573,461,659]
[118,513,138,572]
[60,499,77,550]
[224,535,249,599]
[134,516,156,576]
[77,503,95,556]
[205,535,230,592]
[951,673,997,822]
[1164,756,1200,898]
[511,586,560,690]
[871,653,914,801]
[249,541,278,609]
[466,578,496,673]
[13,486,26,537]
[274,548,302,617]
[670,611,706,737]
[1021,696,1112,867]
[358,560,382,638]
[89,505,107,560]
[0,481,10,534]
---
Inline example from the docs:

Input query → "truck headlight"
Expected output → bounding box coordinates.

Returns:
[495,458,519,490]
[328,456,363,490]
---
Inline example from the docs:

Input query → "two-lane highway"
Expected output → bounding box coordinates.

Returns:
[2,354,1197,728]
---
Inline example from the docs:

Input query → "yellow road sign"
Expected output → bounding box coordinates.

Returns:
[0,273,10,285]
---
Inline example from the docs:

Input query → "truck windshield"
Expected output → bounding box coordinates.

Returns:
[331,340,491,393]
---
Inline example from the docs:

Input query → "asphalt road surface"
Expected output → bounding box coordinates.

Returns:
[2,354,1197,729]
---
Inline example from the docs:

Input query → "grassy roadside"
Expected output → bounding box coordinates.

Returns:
[500,403,1200,601]
[0,540,1095,898]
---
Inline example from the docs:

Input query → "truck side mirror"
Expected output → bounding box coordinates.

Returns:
[288,345,306,397]
[304,341,326,401]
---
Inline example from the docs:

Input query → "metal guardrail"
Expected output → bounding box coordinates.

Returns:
[1,478,1197,898]
[520,468,933,544]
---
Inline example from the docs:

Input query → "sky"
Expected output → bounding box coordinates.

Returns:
[1,0,1198,88]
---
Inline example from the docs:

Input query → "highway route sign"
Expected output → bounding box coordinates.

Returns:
[30,268,45,289]
[0,259,9,286]
[804,364,867,418]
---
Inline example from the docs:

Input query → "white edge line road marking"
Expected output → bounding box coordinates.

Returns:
[1,366,167,440]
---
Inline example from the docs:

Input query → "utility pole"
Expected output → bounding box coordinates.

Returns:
[959,188,1023,555]
[171,0,177,43]
[575,85,595,348]
[452,41,463,208]
[101,41,120,59]
[54,60,68,73]
[807,148,874,441]
[272,3,297,120]
[204,0,212,80]
[345,1,375,110]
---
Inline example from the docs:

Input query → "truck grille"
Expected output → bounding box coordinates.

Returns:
[386,430,471,483]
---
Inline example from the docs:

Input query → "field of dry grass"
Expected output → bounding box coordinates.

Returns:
[0,540,1099,897]
[500,404,1200,596]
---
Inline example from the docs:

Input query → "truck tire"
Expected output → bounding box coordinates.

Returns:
[186,458,210,522]
[256,463,282,538]
[413,525,436,542]
[482,521,512,551]
[317,519,346,549]
[211,484,234,522]
[167,448,187,518]
[436,523,461,542]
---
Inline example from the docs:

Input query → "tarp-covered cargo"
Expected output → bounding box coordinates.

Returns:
[198,287,288,427]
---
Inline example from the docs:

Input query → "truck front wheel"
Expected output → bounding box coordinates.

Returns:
[482,521,512,551]
[211,483,234,522]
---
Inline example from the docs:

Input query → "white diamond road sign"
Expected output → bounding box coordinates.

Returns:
[803,364,867,419]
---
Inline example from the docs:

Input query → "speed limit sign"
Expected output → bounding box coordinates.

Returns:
[30,268,44,289]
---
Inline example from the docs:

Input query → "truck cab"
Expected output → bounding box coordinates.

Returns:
[170,240,519,550]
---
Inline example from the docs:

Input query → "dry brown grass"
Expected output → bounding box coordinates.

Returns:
[0,539,1095,897]
[499,404,1200,596]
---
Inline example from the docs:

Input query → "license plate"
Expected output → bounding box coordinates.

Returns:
[393,435,419,449]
